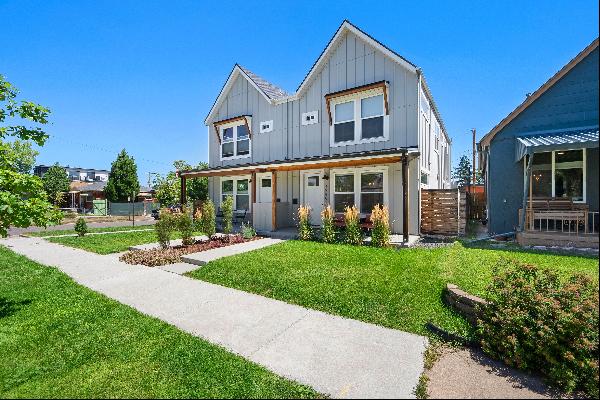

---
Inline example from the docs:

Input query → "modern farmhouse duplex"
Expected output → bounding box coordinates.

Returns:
[180,21,452,239]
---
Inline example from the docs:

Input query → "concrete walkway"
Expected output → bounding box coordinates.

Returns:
[36,228,154,238]
[2,237,428,399]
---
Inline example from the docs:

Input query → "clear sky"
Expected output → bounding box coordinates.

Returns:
[2,0,598,184]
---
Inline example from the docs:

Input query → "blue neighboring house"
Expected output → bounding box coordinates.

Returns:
[479,38,599,246]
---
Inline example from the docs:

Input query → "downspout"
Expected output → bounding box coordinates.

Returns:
[416,70,423,236]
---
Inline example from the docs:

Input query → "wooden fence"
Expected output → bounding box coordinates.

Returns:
[421,189,467,236]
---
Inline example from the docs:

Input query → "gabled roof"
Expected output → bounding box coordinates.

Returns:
[204,20,447,136]
[480,37,599,147]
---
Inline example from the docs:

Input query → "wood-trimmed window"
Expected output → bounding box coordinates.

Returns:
[213,116,252,161]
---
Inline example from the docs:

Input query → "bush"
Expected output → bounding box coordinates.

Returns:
[241,222,256,239]
[344,205,362,245]
[297,205,313,241]
[478,259,599,397]
[177,210,195,246]
[370,204,390,247]
[221,196,234,234]
[320,205,336,243]
[200,200,216,236]
[155,209,176,249]
[74,217,87,237]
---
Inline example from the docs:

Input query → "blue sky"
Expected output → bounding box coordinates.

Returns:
[1,0,598,184]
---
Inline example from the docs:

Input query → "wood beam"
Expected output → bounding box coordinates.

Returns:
[271,171,277,231]
[180,176,187,205]
[251,171,256,205]
[402,157,409,243]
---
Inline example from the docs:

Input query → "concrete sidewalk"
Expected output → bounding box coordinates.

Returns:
[3,237,427,399]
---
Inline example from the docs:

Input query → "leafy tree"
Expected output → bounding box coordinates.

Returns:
[42,163,69,205]
[105,149,140,202]
[3,139,38,174]
[0,75,62,236]
[153,160,208,206]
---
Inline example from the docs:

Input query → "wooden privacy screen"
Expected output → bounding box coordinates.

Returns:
[421,189,467,236]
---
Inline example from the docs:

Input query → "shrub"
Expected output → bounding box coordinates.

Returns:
[74,217,87,237]
[478,259,599,397]
[221,196,234,234]
[241,222,256,239]
[177,210,195,246]
[297,205,313,241]
[370,204,390,247]
[344,205,362,245]
[155,209,176,249]
[200,199,216,236]
[320,205,336,243]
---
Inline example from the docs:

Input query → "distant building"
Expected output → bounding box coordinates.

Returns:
[34,165,110,182]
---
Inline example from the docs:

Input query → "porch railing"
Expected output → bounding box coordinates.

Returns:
[519,209,599,235]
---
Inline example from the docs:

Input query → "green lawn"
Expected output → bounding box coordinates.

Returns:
[187,241,599,339]
[27,224,154,237]
[0,246,318,398]
[46,230,201,254]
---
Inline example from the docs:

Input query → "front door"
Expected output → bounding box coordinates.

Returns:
[256,173,272,203]
[303,171,324,225]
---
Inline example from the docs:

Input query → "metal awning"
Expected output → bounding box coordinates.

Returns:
[515,127,599,161]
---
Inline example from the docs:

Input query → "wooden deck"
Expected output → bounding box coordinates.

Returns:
[517,231,599,248]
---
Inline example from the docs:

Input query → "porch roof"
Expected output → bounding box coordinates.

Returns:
[179,147,419,178]
[515,127,599,162]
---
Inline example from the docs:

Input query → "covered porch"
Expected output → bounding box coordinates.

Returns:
[517,128,599,248]
[178,148,420,243]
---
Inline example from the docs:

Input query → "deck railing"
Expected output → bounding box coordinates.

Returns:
[519,209,599,235]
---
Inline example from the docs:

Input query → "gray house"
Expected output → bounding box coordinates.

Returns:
[180,21,452,239]
[479,38,598,247]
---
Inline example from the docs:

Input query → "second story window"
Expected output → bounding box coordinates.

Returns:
[220,122,251,160]
[334,101,355,143]
[361,95,384,139]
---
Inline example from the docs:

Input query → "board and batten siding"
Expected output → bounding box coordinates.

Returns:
[207,31,420,169]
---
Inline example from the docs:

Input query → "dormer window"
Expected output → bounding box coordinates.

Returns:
[214,116,252,161]
[326,81,390,147]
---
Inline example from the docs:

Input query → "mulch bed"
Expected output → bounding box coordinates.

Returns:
[120,234,260,267]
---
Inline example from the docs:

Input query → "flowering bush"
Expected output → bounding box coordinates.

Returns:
[297,205,313,241]
[478,259,599,397]
[370,204,390,247]
[320,205,336,243]
[344,205,362,245]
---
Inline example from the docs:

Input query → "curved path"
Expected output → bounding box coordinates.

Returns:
[3,236,427,399]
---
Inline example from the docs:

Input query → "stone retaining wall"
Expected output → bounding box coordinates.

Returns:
[443,284,488,326]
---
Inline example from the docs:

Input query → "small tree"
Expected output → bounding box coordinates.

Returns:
[0,75,62,236]
[370,204,390,247]
[74,217,88,237]
[320,205,336,243]
[155,209,176,249]
[105,149,140,202]
[177,210,195,246]
[221,195,234,234]
[297,205,313,241]
[452,155,473,188]
[199,199,216,236]
[42,163,69,205]
[344,205,362,245]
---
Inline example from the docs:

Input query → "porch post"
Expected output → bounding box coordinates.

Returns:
[520,153,534,231]
[251,171,256,205]
[271,171,277,231]
[180,176,187,206]
[402,156,409,243]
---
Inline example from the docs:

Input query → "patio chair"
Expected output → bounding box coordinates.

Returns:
[360,213,373,232]
[333,213,346,228]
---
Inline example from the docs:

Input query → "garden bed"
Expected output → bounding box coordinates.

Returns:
[120,234,261,267]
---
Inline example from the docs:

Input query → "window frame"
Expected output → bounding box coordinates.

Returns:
[330,90,389,147]
[220,176,252,211]
[523,148,587,203]
[219,121,252,161]
[329,167,389,215]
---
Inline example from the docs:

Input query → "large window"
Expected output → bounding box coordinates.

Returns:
[221,122,251,160]
[527,149,586,202]
[334,101,355,143]
[221,177,250,211]
[332,169,386,214]
[331,92,387,146]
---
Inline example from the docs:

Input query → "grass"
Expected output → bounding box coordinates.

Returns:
[26,224,154,237]
[0,246,319,398]
[46,230,202,254]
[187,241,598,339]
